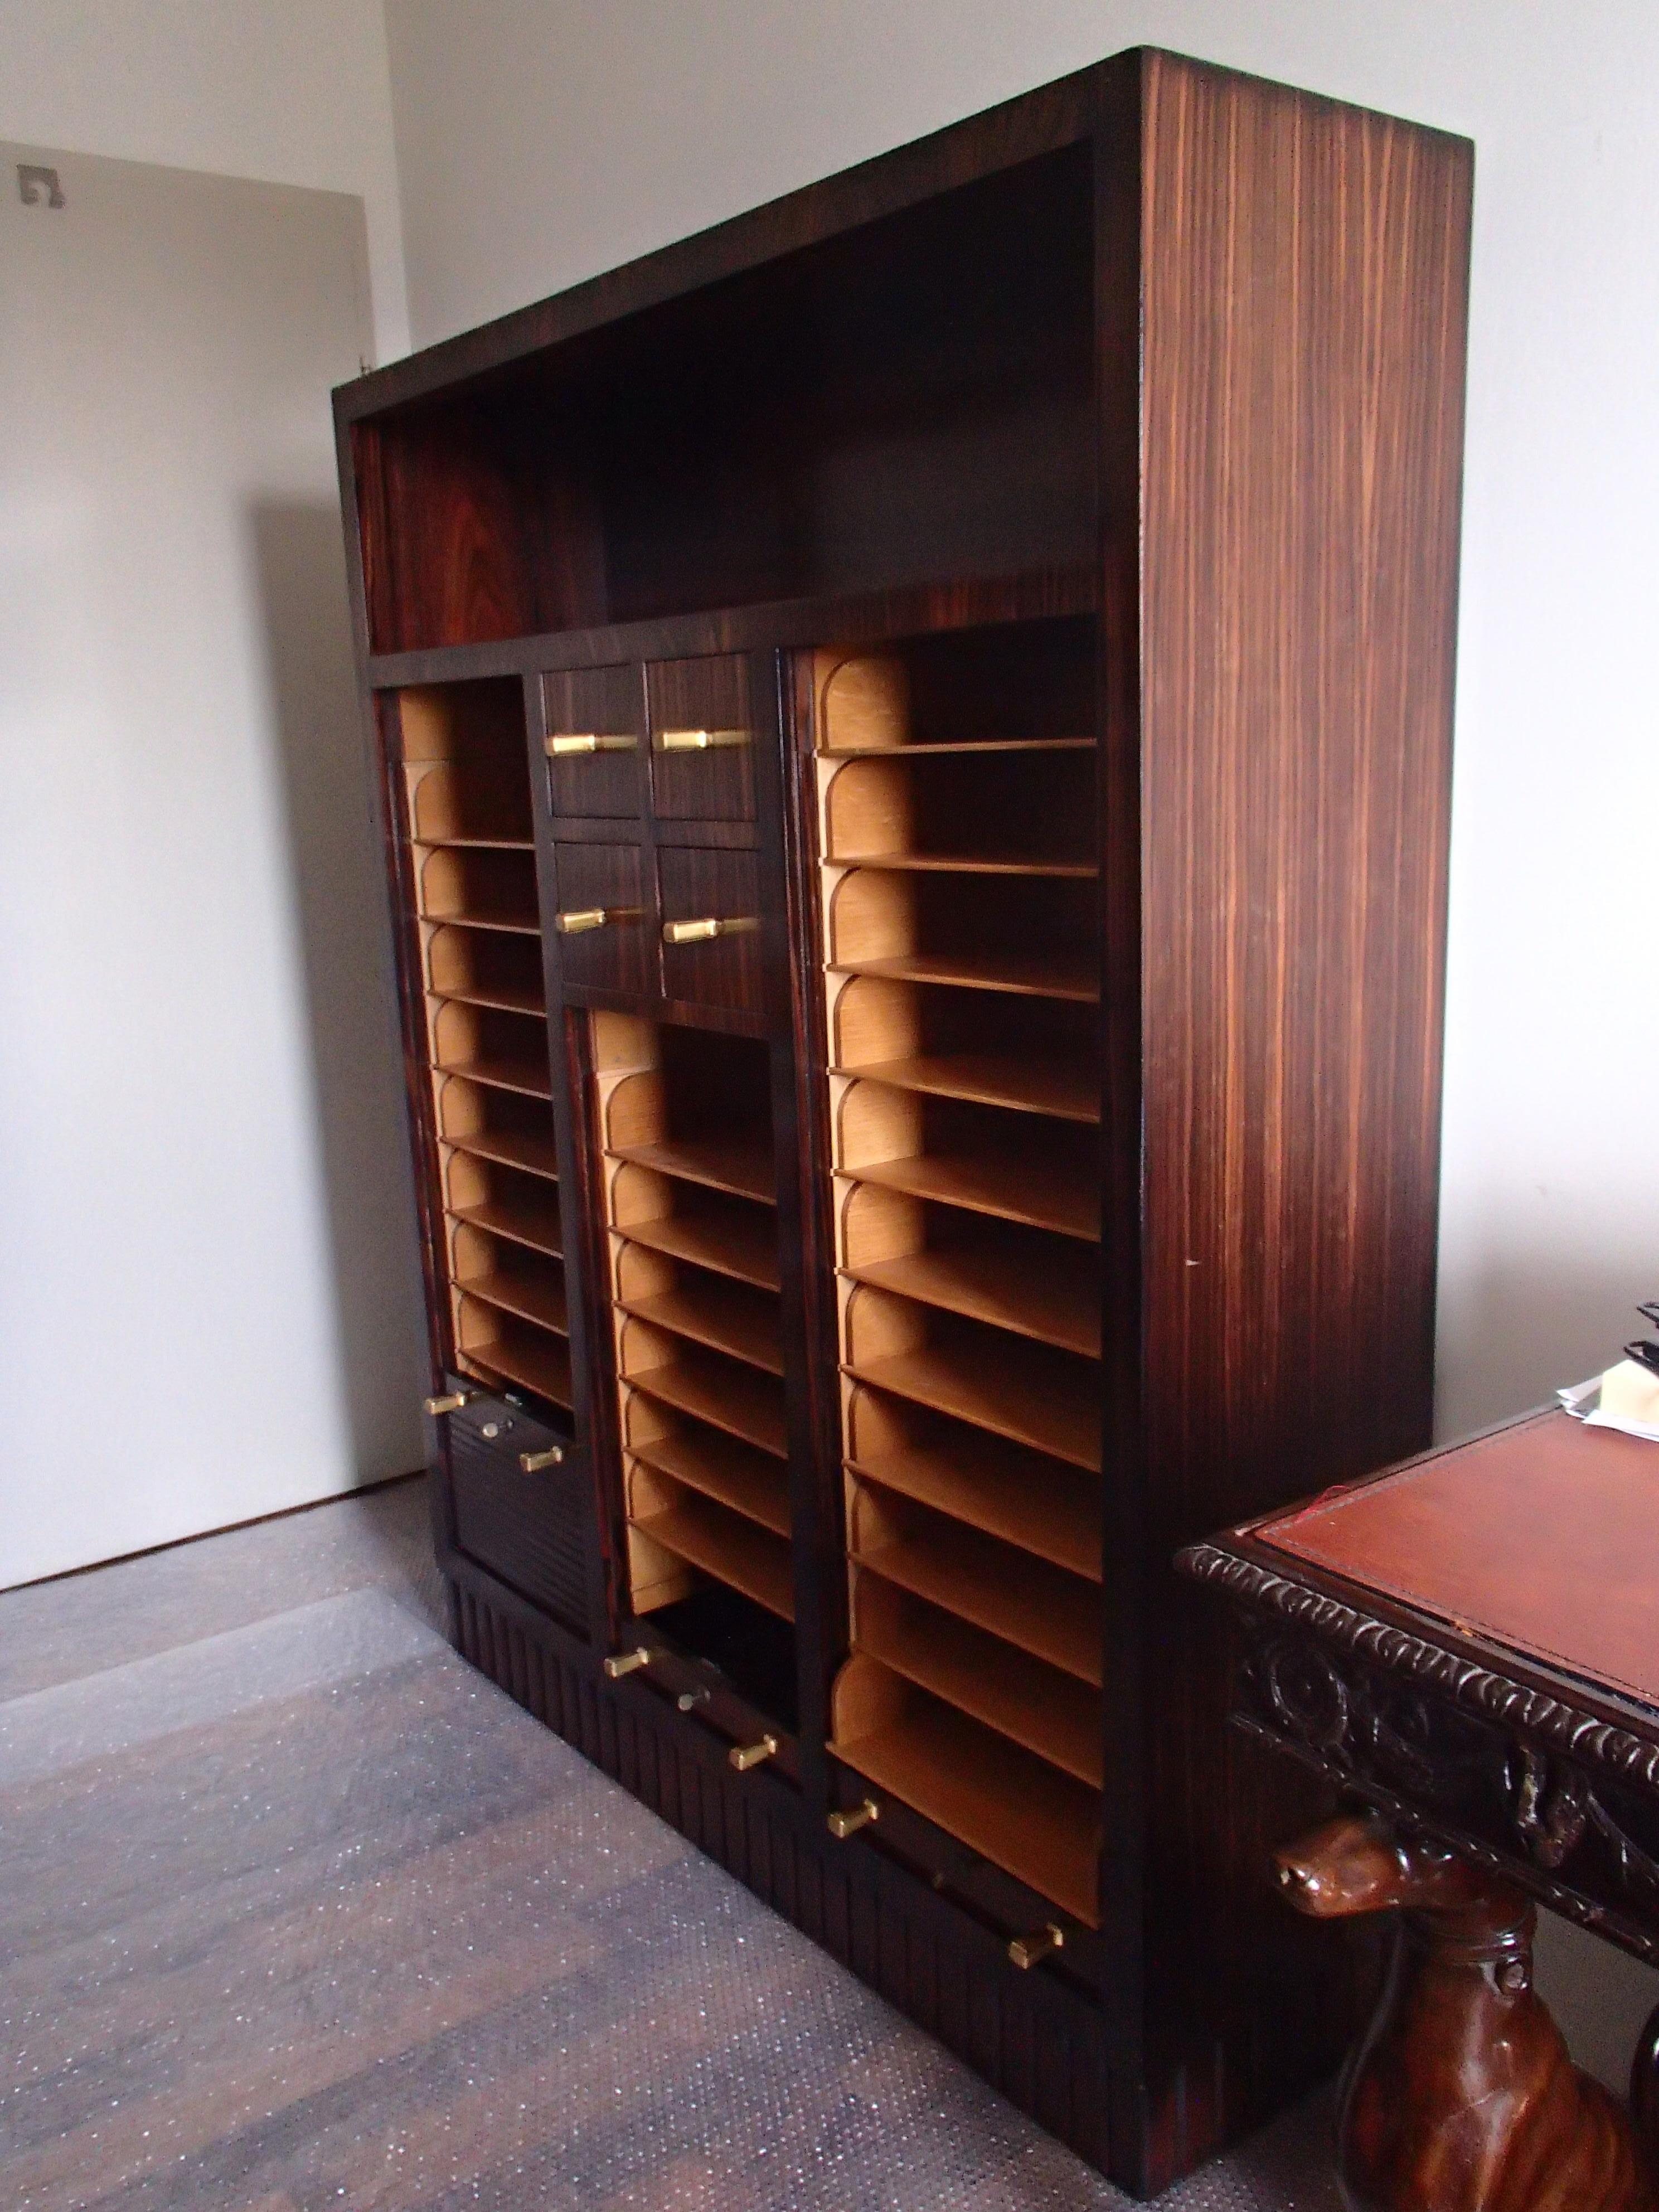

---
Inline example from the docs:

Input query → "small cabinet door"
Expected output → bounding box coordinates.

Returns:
[658,846,764,1017]
[544,663,645,819]
[445,1390,590,1635]
[646,653,756,823]
[550,841,653,996]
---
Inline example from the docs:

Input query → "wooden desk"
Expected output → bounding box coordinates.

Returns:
[1182,1408,1659,1964]
[1181,1409,1659,2208]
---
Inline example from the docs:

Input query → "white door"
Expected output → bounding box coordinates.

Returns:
[0,146,424,1585]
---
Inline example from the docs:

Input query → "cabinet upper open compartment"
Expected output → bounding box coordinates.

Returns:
[351,146,1095,654]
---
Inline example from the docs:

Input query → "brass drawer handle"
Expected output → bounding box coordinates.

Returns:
[656,727,750,753]
[662,915,759,945]
[827,1798,879,1839]
[729,1734,779,1772]
[1008,1923,1066,1971]
[546,732,638,756]
[603,1646,651,1679]
[518,1445,564,1473]
[423,1391,467,1417]
[556,905,641,934]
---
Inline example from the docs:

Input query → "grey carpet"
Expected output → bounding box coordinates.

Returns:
[0,1478,1341,2210]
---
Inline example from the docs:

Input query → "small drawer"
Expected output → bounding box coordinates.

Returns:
[442,1388,591,1635]
[550,842,653,996]
[646,654,756,824]
[658,846,764,1017]
[544,664,645,819]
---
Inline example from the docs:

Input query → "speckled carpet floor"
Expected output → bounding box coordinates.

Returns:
[0,1479,1341,2210]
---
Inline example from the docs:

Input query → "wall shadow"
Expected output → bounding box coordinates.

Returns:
[249,497,426,1486]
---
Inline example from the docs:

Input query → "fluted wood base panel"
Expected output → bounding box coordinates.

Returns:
[449,1579,1115,2176]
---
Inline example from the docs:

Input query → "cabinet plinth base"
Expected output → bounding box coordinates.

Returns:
[446,1570,1337,2196]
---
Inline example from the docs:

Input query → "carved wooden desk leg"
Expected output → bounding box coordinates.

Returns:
[1273,1814,1658,2212]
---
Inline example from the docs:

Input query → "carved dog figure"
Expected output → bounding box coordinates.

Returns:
[1274,1815,1657,2212]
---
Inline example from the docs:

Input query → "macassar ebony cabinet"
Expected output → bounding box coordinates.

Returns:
[334,47,1471,2195]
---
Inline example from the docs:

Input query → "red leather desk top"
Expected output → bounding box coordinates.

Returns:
[1253,1410,1659,1711]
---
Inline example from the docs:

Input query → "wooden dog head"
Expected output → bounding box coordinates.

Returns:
[1274,1814,1518,1926]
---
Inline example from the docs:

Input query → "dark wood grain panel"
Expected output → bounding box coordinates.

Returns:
[657,847,765,1017]
[543,662,647,818]
[548,842,652,995]
[1119,47,1472,2190]
[647,653,756,823]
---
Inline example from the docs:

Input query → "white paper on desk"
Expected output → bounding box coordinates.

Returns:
[1558,1361,1659,1443]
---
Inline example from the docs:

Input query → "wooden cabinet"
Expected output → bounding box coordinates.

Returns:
[338,46,1471,2196]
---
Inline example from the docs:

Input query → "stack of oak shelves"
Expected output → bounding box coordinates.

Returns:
[337,46,1471,2195]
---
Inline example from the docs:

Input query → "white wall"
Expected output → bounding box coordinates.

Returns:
[380,0,1659,2087]
[0,0,409,360]
[0,3,424,1584]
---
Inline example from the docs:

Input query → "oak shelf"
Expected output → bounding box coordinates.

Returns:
[633,1486,795,1621]
[411,834,535,852]
[830,852,1098,880]
[819,737,1096,759]
[852,1569,1103,1786]
[617,1275,784,1376]
[455,1315,573,1411]
[450,1197,562,1258]
[832,1662,1100,1925]
[436,1053,554,1102]
[831,1050,1098,1126]
[842,1237,1100,1358]
[455,1265,569,1337]
[420,909,542,938]
[847,1147,1098,1242]
[843,1304,1100,1472]
[442,1127,560,1182]
[623,1408,790,1536]
[608,1135,775,1206]
[613,1205,779,1292]
[844,1391,1101,1578]
[430,981,546,1017]
[827,950,1097,1003]
[850,1488,1101,1685]
[624,1337,787,1459]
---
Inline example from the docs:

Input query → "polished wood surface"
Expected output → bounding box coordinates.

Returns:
[1276,1816,1657,2211]
[338,45,1471,2195]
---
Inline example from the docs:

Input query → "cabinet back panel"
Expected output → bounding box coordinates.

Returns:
[357,148,1095,651]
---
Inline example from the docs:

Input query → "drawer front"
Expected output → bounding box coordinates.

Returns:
[550,841,653,995]
[646,654,756,823]
[446,1391,590,1634]
[544,664,645,819]
[658,846,764,1016]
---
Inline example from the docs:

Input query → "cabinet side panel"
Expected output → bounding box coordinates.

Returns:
[1137,53,1472,2175]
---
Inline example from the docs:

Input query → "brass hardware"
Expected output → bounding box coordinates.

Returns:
[422,1391,467,1417]
[518,1445,564,1473]
[603,1646,652,1679]
[827,1798,879,1839]
[545,732,638,756]
[662,915,760,946]
[729,1734,779,1772]
[676,1688,711,1712]
[1008,1923,1066,1971]
[655,727,750,753]
[555,905,641,934]
[481,1420,502,1439]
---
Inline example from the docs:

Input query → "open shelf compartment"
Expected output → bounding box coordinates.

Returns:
[389,680,569,1422]
[812,615,1105,1921]
[593,1011,798,1725]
